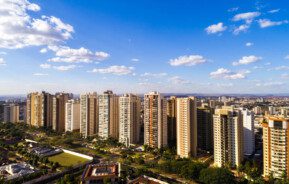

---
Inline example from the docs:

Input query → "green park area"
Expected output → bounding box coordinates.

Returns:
[48,152,89,167]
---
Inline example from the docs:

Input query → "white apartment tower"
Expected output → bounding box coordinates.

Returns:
[65,99,80,132]
[144,91,167,148]
[242,109,255,155]
[98,91,119,139]
[176,97,197,158]
[3,104,19,123]
[213,106,243,168]
[119,94,141,146]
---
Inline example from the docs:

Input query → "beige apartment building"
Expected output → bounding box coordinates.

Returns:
[176,97,197,158]
[119,94,141,146]
[98,90,119,139]
[80,93,98,138]
[263,117,289,179]
[65,99,80,132]
[213,106,243,168]
[52,93,71,132]
[144,91,167,148]
[3,104,19,123]
[26,91,53,127]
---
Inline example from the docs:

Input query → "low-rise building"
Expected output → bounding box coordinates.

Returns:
[0,163,35,180]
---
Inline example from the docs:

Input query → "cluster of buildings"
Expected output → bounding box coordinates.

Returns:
[5,91,289,180]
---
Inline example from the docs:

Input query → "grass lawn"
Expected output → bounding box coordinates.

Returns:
[48,152,89,167]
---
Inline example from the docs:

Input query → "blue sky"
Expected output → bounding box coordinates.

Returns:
[0,0,289,94]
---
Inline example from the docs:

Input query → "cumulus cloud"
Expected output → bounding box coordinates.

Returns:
[169,76,190,84]
[89,65,134,75]
[40,63,51,69]
[268,9,280,14]
[131,58,139,62]
[205,22,227,34]
[210,68,249,79]
[0,0,74,49]
[141,72,167,77]
[232,12,261,23]
[40,48,47,53]
[246,42,253,47]
[33,73,48,76]
[232,55,262,66]
[233,24,250,35]
[0,58,6,66]
[47,46,109,63]
[53,65,76,71]
[258,19,288,28]
[169,55,206,66]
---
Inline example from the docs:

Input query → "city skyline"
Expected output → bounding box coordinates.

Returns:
[0,0,289,95]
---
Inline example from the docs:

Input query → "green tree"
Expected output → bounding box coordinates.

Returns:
[199,167,236,184]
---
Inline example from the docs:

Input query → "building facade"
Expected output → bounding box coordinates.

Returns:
[80,93,98,138]
[98,91,119,139]
[197,106,213,152]
[119,94,141,146]
[167,96,177,147]
[3,104,19,123]
[52,93,71,132]
[242,108,255,155]
[26,91,53,127]
[144,91,167,148]
[263,117,289,179]
[176,97,197,158]
[213,106,243,168]
[65,99,80,132]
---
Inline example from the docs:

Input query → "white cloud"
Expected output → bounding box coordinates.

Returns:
[89,65,134,75]
[228,7,239,12]
[48,46,109,63]
[40,48,48,53]
[0,52,7,55]
[281,74,289,79]
[232,12,261,23]
[0,0,74,49]
[256,82,284,87]
[131,58,139,62]
[141,72,167,77]
[33,73,48,76]
[0,58,6,66]
[285,55,289,60]
[268,9,280,14]
[40,63,51,69]
[258,19,288,28]
[233,24,250,35]
[169,76,190,84]
[274,66,289,70]
[169,54,206,66]
[210,68,249,79]
[232,55,262,66]
[205,22,227,34]
[53,65,76,71]
[246,42,253,47]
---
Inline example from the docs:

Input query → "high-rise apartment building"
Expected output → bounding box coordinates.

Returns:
[3,104,19,123]
[213,106,243,168]
[52,93,72,132]
[65,99,80,132]
[176,97,197,158]
[144,91,167,148]
[98,91,119,139]
[197,106,213,152]
[119,94,141,146]
[26,91,53,127]
[242,108,255,155]
[80,93,98,138]
[167,96,177,147]
[263,117,289,179]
